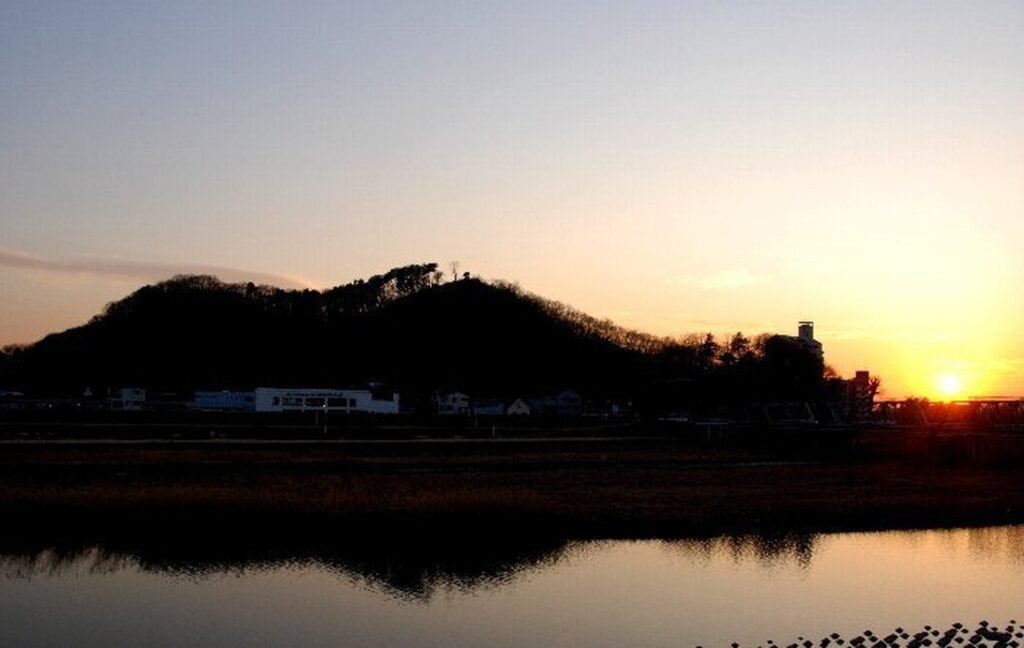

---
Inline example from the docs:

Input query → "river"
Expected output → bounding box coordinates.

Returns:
[1,525,1021,647]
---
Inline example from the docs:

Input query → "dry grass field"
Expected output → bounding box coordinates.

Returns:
[1,434,1022,541]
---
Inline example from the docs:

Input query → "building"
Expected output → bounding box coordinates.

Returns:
[848,371,874,420]
[506,398,531,416]
[0,391,24,410]
[110,387,146,411]
[190,391,256,412]
[436,391,470,416]
[253,388,399,414]
[795,321,824,360]
[825,370,876,422]
[549,390,584,417]
[584,398,628,418]
[510,391,585,417]
[472,399,505,417]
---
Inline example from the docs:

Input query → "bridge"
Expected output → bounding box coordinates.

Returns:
[872,399,1024,429]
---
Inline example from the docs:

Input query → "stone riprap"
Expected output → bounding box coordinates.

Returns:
[710,621,1022,648]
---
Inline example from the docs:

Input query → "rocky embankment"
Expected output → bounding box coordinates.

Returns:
[723,621,1021,648]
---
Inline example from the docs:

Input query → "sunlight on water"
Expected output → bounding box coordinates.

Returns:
[1,527,1022,647]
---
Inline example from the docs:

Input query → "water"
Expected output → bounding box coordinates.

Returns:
[1,526,1022,647]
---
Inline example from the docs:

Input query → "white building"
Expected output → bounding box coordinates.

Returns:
[254,388,399,414]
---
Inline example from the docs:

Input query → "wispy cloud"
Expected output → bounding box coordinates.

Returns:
[673,268,769,291]
[0,247,318,290]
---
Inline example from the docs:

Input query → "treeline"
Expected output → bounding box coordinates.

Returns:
[97,262,445,323]
[0,263,827,409]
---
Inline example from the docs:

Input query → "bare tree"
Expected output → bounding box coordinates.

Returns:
[868,375,882,399]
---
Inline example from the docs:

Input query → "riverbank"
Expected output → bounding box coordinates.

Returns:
[2,437,1023,541]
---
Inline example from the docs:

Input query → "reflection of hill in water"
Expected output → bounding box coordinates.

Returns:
[3,525,1022,600]
[312,536,574,600]
[0,529,573,601]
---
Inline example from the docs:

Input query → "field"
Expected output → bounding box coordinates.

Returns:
[2,430,1023,542]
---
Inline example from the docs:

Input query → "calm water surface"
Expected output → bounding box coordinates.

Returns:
[1,526,1022,647]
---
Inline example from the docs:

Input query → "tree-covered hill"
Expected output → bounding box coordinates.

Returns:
[0,263,826,406]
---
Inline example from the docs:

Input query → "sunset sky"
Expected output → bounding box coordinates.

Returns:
[2,1,1022,399]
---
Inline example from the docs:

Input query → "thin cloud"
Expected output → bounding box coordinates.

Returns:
[673,268,769,291]
[0,247,318,290]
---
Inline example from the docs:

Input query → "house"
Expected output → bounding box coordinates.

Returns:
[0,391,24,410]
[505,391,585,417]
[506,398,531,416]
[551,390,583,417]
[472,399,505,417]
[584,398,629,418]
[436,391,471,415]
[253,387,399,414]
[524,390,584,417]
[110,387,145,411]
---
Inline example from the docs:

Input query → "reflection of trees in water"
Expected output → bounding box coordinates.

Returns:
[0,531,820,594]
[0,546,133,579]
[659,526,1024,571]
[963,525,1024,565]
[920,524,1024,566]
[0,530,574,601]
[658,532,818,570]
[138,535,576,601]
[3,525,1021,599]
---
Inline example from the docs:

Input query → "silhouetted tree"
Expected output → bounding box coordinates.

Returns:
[868,375,882,399]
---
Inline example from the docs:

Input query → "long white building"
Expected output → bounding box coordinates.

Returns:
[254,388,399,414]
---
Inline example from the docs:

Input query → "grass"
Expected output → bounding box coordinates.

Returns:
[0,435,1021,600]
[1,435,1023,538]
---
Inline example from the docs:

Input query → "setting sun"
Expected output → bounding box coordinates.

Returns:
[937,373,963,399]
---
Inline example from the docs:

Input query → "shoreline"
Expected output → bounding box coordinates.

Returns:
[2,438,1023,541]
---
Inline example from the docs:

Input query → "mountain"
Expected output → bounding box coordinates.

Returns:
[0,265,658,397]
[0,263,826,405]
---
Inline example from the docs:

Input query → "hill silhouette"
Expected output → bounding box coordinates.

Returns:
[0,263,826,408]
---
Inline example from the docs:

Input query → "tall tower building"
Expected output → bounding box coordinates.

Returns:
[798,321,814,342]
[796,321,823,360]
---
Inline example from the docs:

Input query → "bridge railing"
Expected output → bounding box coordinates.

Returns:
[871,399,1024,428]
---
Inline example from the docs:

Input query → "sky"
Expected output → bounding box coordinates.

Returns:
[1,1,1022,399]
